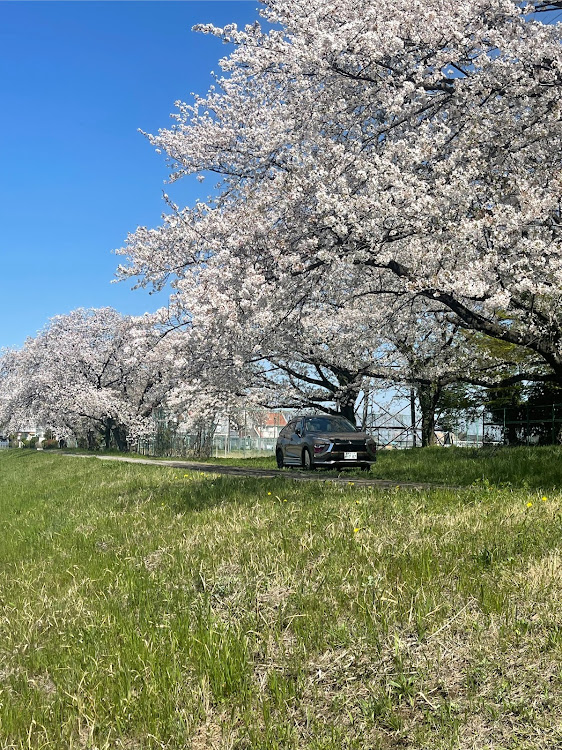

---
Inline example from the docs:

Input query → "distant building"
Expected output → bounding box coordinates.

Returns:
[16,426,46,446]
[214,410,289,440]
[253,411,289,439]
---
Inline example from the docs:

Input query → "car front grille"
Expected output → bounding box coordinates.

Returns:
[333,440,365,451]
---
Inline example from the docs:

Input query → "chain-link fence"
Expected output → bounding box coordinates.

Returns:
[483,403,562,446]
[133,432,276,458]
[129,402,562,458]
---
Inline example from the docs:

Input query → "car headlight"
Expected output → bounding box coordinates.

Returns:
[313,440,331,455]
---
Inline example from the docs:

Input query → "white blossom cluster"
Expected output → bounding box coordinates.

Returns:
[117,0,562,395]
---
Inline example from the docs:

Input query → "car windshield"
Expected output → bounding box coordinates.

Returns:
[303,417,357,433]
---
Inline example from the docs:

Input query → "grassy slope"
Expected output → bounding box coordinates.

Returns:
[0,450,561,749]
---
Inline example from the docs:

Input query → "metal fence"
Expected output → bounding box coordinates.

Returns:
[209,435,277,457]
[133,428,487,457]
[483,403,562,445]
[133,418,484,458]
[370,427,484,450]
[129,403,562,458]
[133,432,276,458]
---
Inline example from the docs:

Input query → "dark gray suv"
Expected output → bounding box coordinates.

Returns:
[275,415,377,471]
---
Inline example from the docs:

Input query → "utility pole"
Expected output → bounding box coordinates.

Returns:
[225,414,229,457]
[410,389,417,448]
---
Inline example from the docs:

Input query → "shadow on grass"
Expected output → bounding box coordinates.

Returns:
[110,464,305,517]
[54,444,562,493]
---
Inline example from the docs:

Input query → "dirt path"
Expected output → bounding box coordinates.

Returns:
[65,453,441,490]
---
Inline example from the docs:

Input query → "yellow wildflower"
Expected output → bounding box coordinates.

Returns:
[527,502,533,508]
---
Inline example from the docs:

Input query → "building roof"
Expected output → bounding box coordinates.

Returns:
[263,412,288,427]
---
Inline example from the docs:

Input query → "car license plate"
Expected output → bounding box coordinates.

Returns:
[344,452,358,460]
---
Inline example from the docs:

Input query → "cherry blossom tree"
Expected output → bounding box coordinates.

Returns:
[0,308,182,450]
[118,0,562,431]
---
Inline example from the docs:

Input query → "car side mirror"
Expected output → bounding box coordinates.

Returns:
[295,428,302,437]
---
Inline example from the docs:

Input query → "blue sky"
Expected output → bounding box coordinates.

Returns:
[0,0,261,349]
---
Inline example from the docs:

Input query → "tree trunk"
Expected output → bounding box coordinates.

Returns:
[192,420,214,458]
[361,389,369,431]
[104,419,112,450]
[339,399,357,426]
[87,430,97,451]
[505,416,518,446]
[336,388,359,427]
[417,382,441,447]
[112,425,129,452]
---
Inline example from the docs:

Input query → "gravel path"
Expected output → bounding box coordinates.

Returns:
[65,453,442,490]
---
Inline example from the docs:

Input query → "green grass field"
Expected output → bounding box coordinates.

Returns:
[134,443,562,489]
[0,449,561,748]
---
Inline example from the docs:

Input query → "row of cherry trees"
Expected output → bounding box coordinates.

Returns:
[116,0,562,444]
[2,0,562,448]
[0,305,258,451]
[0,309,166,448]
[0,309,208,450]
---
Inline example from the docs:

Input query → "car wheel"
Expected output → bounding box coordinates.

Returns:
[302,447,315,470]
[275,449,284,469]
